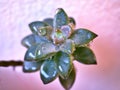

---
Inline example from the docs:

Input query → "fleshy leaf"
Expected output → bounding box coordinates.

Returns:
[35,42,57,60]
[29,21,48,34]
[43,18,53,27]
[21,34,50,48]
[40,59,58,84]
[24,42,57,61]
[24,44,38,61]
[29,21,52,39]
[69,17,76,29]
[53,8,69,29]
[23,60,43,73]
[60,39,75,54]
[70,29,98,46]
[54,51,73,79]
[73,47,97,64]
[59,65,76,90]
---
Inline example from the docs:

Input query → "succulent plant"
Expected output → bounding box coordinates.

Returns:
[21,8,98,90]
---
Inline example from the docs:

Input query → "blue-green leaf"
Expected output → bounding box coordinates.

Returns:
[69,17,76,29]
[53,8,69,29]
[29,21,48,34]
[23,60,43,73]
[59,65,76,90]
[60,39,75,54]
[29,21,52,39]
[70,29,98,46]
[21,34,50,48]
[73,47,97,64]
[54,51,73,79]
[24,44,38,61]
[40,59,58,84]
[24,42,57,61]
[43,18,53,27]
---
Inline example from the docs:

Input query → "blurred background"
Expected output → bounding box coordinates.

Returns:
[0,0,120,90]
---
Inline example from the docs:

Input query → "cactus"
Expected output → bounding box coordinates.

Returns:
[21,8,98,90]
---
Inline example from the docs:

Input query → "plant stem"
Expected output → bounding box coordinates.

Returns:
[0,60,23,67]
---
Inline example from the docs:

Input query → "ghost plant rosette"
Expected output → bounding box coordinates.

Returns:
[22,8,98,90]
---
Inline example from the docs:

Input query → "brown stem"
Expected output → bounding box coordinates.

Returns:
[0,60,23,67]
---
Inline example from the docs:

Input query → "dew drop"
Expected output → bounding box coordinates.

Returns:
[38,27,47,36]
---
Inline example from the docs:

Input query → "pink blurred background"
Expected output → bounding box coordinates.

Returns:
[0,0,120,90]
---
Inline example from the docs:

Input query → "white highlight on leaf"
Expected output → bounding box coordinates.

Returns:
[29,52,35,58]
[59,65,63,72]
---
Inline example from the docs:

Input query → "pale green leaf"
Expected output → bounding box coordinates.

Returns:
[73,47,97,64]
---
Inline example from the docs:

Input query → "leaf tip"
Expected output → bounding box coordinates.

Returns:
[93,60,97,65]
[94,33,98,38]
[56,8,64,12]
